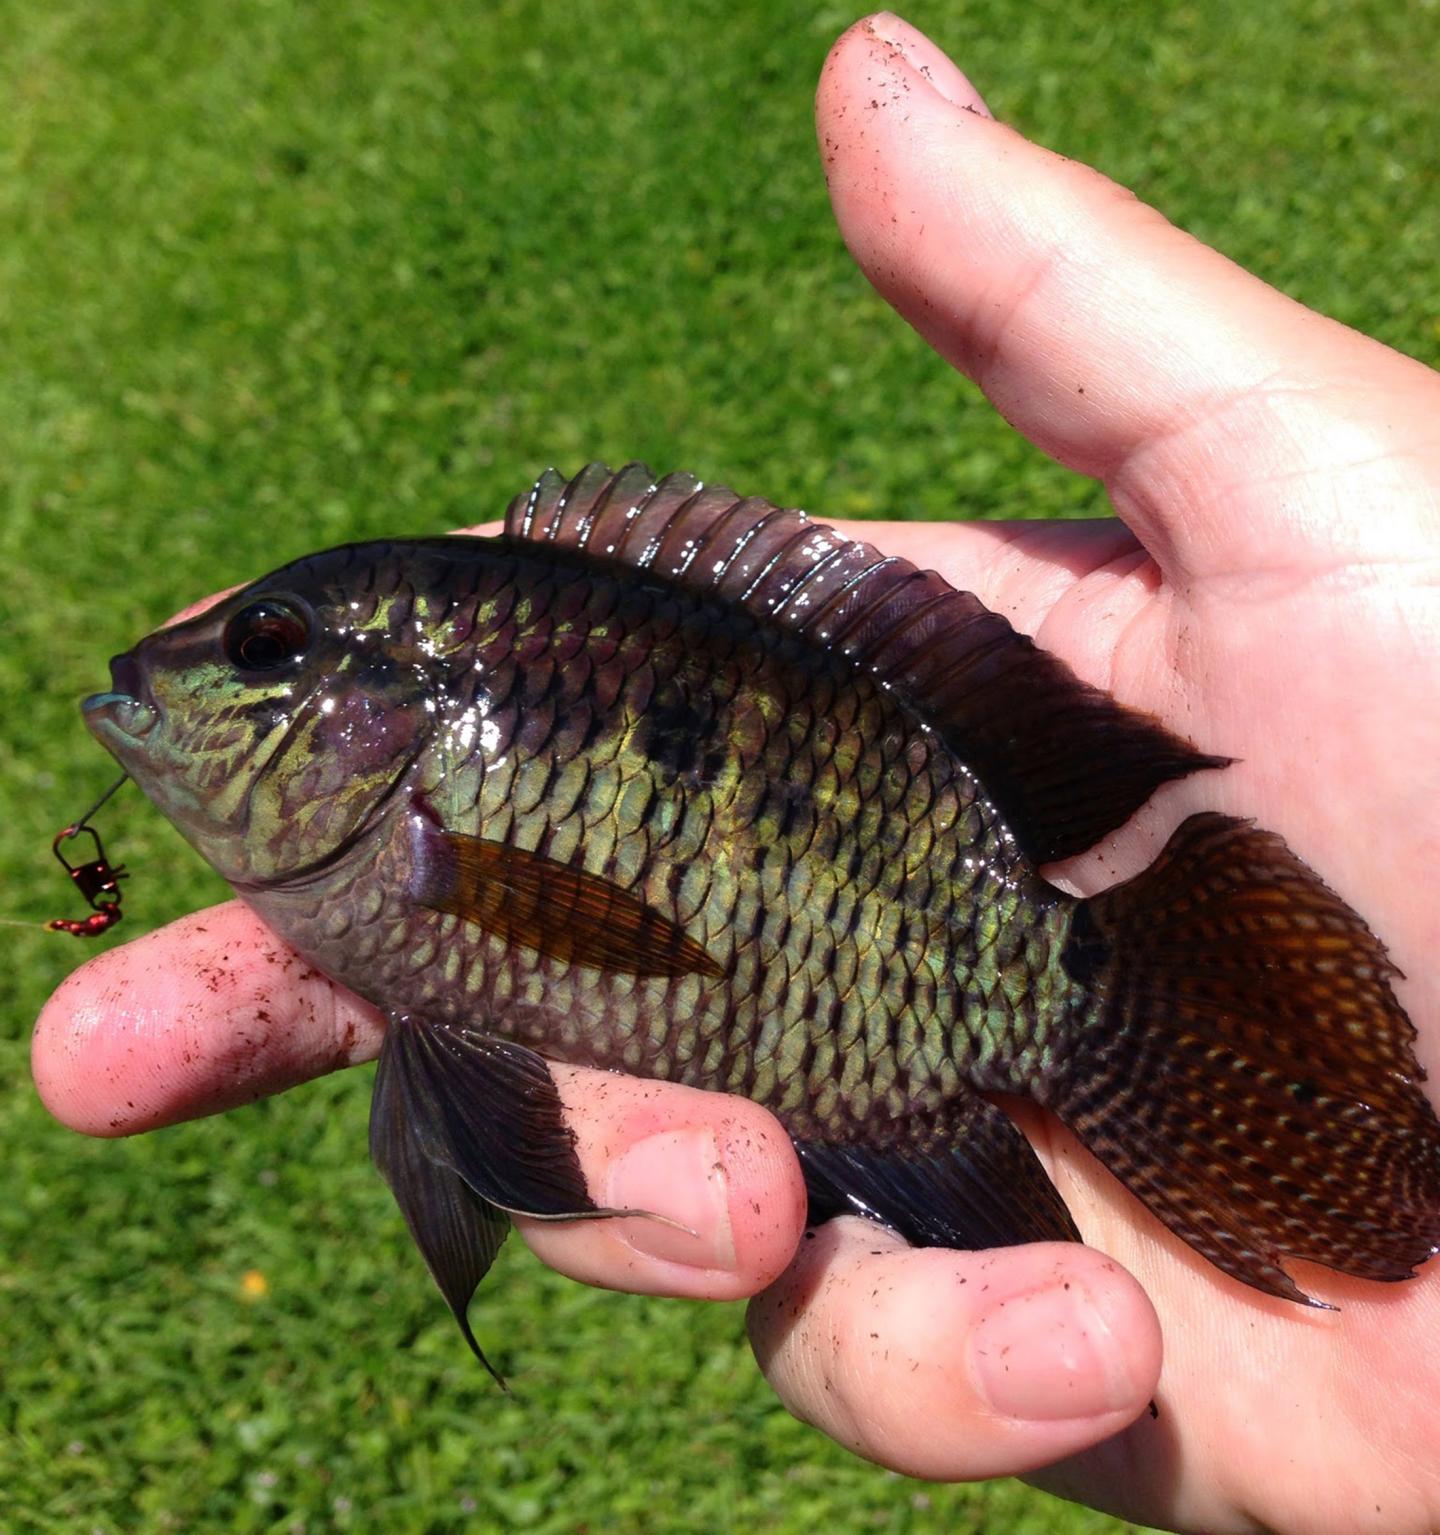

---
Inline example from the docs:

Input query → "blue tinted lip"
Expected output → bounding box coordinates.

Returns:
[82,691,158,741]
[84,650,155,736]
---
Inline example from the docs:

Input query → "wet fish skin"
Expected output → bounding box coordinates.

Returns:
[81,463,1440,1366]
[237,540,1075,1135]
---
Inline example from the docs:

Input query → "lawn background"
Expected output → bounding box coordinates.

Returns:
[2,1,1437,1531]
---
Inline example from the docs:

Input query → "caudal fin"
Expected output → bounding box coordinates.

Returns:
[1056,812,1440,1302]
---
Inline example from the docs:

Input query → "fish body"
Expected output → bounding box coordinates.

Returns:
[246,539,1072,1126]
[84,463,1440,1366]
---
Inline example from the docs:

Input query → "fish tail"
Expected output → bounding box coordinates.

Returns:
[1053,811,1440,1302]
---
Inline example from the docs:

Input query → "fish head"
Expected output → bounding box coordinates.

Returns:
[83,542,447,887]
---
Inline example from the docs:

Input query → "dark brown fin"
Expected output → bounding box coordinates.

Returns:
[505,463,1226,862]
[408,818,722,978]
[796,1093,1082,1250]
[1056,812,1440,1302]
[371,1019,678,1371]
[369,1022,512,1383]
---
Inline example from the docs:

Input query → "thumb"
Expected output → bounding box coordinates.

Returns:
[817,13,1440,582]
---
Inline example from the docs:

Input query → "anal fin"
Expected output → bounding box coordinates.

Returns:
[796,1093,1082,1251]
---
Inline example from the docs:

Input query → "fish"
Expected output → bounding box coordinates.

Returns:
[81,461,1440,1372]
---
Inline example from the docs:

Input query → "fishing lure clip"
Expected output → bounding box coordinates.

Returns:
[48,775,129,938]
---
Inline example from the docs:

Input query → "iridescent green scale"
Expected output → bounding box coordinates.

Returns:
[86,461,1440,1373]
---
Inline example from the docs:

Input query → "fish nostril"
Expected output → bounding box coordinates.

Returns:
[108,652,144,700]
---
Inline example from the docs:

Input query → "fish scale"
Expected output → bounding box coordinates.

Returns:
[81,460,1440,1370]
[245,549,1058,1137]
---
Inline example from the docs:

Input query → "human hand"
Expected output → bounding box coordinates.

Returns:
[33,12,1440,1533]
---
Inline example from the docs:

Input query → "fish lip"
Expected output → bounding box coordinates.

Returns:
[108,651,145,700]
[82,651,157,740]
[82,690,158,741]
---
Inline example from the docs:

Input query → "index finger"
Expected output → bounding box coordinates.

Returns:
[31,901,382,1136]
[32,902,809,1306]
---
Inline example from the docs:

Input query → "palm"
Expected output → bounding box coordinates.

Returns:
[838,406,1440,1523]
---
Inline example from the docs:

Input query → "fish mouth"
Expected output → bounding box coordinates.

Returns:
[109,651,145,700]
[83,652,157,742]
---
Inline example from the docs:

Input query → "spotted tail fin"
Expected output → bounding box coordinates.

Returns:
[1056,813,1440,1302]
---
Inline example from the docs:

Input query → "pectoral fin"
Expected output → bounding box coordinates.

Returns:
[796,1093,1081,1251]
[408,818,722,978]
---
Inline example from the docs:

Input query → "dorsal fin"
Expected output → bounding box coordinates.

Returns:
[505,463,1227,863]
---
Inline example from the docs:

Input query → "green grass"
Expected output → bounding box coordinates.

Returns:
[1,0,1436,1529]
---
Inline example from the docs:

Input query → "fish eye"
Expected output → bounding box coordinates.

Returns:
[223,598,312,672]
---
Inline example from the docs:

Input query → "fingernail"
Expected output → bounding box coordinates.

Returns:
[605,1129,735,1271]
[866,12,993,118]
[968,1277,1140,1421]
